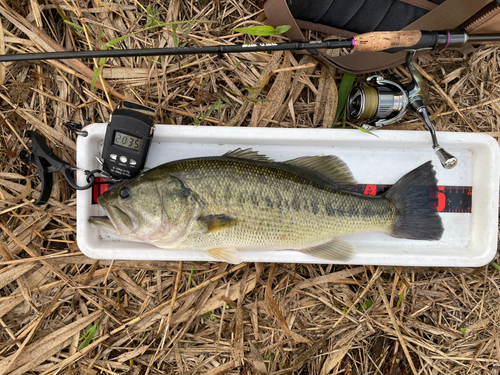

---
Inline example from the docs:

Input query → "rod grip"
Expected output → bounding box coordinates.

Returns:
[353,30,423,52]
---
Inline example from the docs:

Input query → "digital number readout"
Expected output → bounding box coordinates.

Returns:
[113,131,141,151]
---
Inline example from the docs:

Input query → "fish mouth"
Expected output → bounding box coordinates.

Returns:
[88,215,116,233]
[88,201,137,236]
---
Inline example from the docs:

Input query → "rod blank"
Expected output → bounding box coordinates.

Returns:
[0,40,353,63]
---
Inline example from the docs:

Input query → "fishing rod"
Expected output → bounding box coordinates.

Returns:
[0,29,499,62]
[7,29,500,172]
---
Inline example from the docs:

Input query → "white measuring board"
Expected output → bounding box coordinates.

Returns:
[76,125,500,267]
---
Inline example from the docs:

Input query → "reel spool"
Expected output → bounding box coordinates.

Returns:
[347,51,457,170]
[348,79,407,127]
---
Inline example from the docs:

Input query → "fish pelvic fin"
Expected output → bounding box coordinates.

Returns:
[384,161,444,241]
[299,238,356,262]
[197,214,238,233]
[206,247,242,264]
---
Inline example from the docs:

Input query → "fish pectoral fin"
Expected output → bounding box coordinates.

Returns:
[206,247,242,264]
[299,238,356,262]
[197,214,238,233]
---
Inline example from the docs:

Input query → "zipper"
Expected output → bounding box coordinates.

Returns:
[459,2,500,32]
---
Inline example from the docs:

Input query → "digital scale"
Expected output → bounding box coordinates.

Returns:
[100,101,156,180]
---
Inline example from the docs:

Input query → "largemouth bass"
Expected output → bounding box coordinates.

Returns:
[89,149,443,263]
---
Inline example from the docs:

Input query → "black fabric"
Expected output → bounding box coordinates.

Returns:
[375,2,429,31]
[286,0,433,34]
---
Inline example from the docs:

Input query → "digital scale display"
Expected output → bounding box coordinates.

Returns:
[113,131,141,151]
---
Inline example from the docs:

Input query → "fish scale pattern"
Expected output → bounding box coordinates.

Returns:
[160,157,396,251]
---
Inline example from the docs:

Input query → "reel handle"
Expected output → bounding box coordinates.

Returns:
[413,104,457,169]
[434,147,458,170]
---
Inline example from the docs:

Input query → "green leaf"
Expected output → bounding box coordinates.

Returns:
[333,72,357,127]
[264,351,274,360]
[345,121,379,138]
[106,34,132,47]
[193,99,221,125]
[356,300,373,311]
[233,26,277,36]
[491,261,500,272]
[79,324,98,350]
[64,20,84,31]
[91,63,105,92]
[396,291,405,308]
[220,95,231,105]
[97,29,104,43]
[78,314,104,350]
[275,25,291,35]
[460,328,467,335]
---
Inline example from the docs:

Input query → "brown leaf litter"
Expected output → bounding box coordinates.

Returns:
[1,0,500,374]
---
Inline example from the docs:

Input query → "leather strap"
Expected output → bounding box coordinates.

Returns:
[264,0,493,73]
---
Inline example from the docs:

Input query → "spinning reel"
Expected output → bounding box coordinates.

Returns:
[347,50,457,169]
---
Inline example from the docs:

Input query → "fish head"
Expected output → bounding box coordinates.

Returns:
[88,172,201,245]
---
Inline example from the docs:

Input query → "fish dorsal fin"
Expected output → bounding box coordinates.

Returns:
[283,155,357,187]
[223,148,274,162]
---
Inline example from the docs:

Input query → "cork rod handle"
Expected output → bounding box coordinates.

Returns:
[353,30,423,52]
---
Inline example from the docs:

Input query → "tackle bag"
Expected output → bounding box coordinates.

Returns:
[264,0,500,73]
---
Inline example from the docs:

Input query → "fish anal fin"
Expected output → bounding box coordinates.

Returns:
[284,155,357,187]
[197,214,238,233]
[299,238,356,262]
[223,148,274,162]
[206,247,242,264]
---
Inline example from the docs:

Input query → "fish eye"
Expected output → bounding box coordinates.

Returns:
[119,187,132,199]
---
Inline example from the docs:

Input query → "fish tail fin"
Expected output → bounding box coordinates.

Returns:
[384,161,443,241]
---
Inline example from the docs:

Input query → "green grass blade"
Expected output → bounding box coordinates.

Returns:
[344,121,379,137]
[106,34,132,47]
[491,261,500,272]
[64,20,83,31]
[91,63,104,92]
[194,99,221,125]
[396,291,405,308]
[333,72,357,127]
[78,323,99,350]
[233,26,277,36]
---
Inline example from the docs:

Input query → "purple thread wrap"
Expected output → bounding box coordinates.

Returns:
[443,30,451,50]
[351,38,356,49]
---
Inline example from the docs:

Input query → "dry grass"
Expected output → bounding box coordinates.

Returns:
[1,0,500,374]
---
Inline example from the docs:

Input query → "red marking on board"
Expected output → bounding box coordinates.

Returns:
[364,184,377,196]
[349,184,472,213]
[436,186,446,212]
[92,178,109,204]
